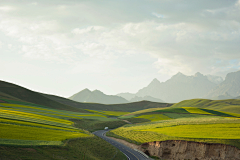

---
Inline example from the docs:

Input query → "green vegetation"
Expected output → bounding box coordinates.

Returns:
[171,99,240,114]
[121,107,166,117]
[71,119,127,132]
[135,114,171,122]
[86,109,129,117]
[0,136,127,160]
[0,123,89,142]
[108,116,240,148]
[125,117,151,124]
[142,123,240,139]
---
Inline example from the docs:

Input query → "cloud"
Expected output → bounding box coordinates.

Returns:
[0,6,15,12]
[0,0,240,78]
[236,0,240,7]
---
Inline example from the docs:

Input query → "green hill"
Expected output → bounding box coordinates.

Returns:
[171,99,240,114]
[0,80,87,113]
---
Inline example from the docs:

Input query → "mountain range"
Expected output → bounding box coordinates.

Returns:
[118,70,239,103]
[205,70,240,99]
[69,88,164,104]
[69,70,240,104]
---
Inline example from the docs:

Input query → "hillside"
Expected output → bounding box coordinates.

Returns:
[0,80,86,113]
[69,89,129,104]
[171,99,240,114]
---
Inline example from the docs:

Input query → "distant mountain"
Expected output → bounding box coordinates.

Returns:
[130,96,164,103]
[205,70,240,99]
[211,92,234,100]
[206,75,224,84]
[69,89,129,104]
[234,96,240,99]
[116,92,135,101]
[136,72,217,103]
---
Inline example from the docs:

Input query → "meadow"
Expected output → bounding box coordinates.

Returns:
[108,116,240,148]
[0,102,121,146]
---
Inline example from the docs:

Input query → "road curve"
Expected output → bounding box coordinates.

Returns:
[93,130,149,160]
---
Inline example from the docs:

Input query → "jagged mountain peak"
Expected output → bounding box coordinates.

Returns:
[194,72,204,77]
[92,89,104,94]
[172,72,186,78]
[150,78,161,85]
[225,70,240,82]
[82,88,91,93]
[205,70,240,99]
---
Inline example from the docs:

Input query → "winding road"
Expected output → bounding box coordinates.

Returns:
[93,130,150,160]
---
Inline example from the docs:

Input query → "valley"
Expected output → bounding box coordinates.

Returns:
[0,80,240,159]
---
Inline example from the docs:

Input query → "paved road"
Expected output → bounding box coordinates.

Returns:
[93,130,149,160]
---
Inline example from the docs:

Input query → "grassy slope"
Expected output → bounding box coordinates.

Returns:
[108,117,240,148]
[171,99,240,114]
[0,80,87,113]
[0,136,127,160]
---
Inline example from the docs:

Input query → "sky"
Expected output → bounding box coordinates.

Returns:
[1,0,240,97]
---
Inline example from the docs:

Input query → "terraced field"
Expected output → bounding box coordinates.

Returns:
[0,103,100,145]
[119,106,240,124]
[108,116,240,148]
[86,109,129,117]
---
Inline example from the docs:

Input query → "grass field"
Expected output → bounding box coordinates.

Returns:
[0,102,113,146]
[108,116,240,148]
[141,123,240,139]
[135,114,171,121]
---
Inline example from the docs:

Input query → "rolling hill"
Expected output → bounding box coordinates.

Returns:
[0,80,86,113]
[171,98,240,114]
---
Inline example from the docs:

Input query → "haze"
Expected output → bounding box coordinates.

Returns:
[1,0,240,97]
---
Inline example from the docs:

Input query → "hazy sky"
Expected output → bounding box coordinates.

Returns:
[1,0,240,97]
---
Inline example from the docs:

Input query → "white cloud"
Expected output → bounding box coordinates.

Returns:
[236,0,240,7]
[72,26,105,34]
[0,6,15,12]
